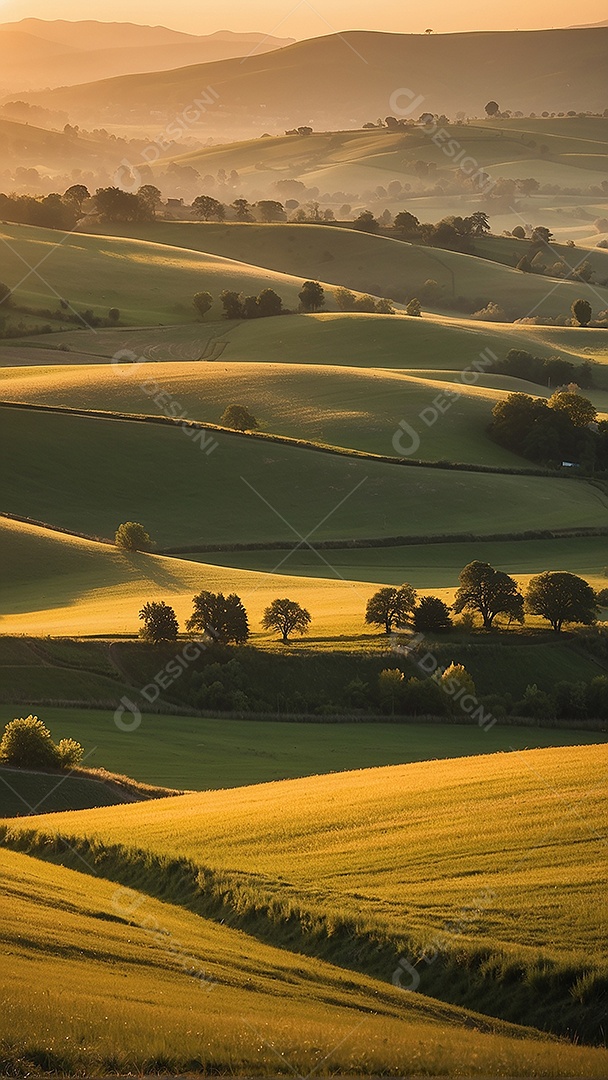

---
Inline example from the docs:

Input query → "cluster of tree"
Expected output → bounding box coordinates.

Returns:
[0,190,84,230]
[193,196,287,223]
[348,208,490,254]
[138,593,311,645]
[365,564,600,636]
[94,185,157,223]
[514,229,602,287]
[393,210,491,252]
[365,586,452,633]
[218,287,285,320]
[496,348,593,389]
[0,716,84,770]
[334,287,394,314]
[513,675,608,721]
[490,390,608,470]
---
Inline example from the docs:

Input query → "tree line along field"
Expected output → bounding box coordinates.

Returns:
[1,745,606,1055]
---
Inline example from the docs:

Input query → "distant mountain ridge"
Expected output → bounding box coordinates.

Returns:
[0,19,294,93]
[15,26,608,136]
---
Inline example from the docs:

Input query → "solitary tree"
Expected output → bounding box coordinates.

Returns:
[378,668,404,713]
[470,211,490,236]
[187,591,249,644]
[232,198,253,221]
[525,571,598,632]
[262,598,311,642]
[139,601,179,643]
[115,522,152,552]
[63,183,90,214]
[256,200,285,222]
[299,280,325,312]
[453,561,524,629]
[413,596,452,632]
[393,211,421,238]
[405,298,422,317]
[485,101,500,116]
[440,662,476,711]
[572,298,592,327]
[137,184,162,217]
[193,195,225,221]
[0,716,84,770]
[220,404,258,430]
[193,291,213,319]
[365,585,417,634]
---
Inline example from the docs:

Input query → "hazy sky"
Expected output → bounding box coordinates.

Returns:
[0,0,603,36]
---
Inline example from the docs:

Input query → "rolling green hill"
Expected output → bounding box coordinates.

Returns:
[1,515,606,645]
[2,405,606,553]
[162,117,608,197]
[5,310,607,392]
[0,360,531,465]
[84,221,608,319]
[0,223,318,324]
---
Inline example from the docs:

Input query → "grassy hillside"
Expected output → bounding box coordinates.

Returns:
[22,744,604,956]
[0,516,378,638]
[5,700,608,792]
[5,745,606,1044]
[200,533,608,589]
[0,763,178,817]
[84,221,608,319]
[3,848,603,1078]
[0,766,126,816]
[24,29,608,128]
[0,223,319,324]
[7,310,606,373]
[9,512,601,646]
[0,360,530,466]
[3,406,607,551]
[161,117,608,195]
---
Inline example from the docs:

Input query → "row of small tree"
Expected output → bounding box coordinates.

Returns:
[192,280,326,321]
[139,594,312,645]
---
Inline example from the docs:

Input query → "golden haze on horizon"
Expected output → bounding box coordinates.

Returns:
[0,0,605,36]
